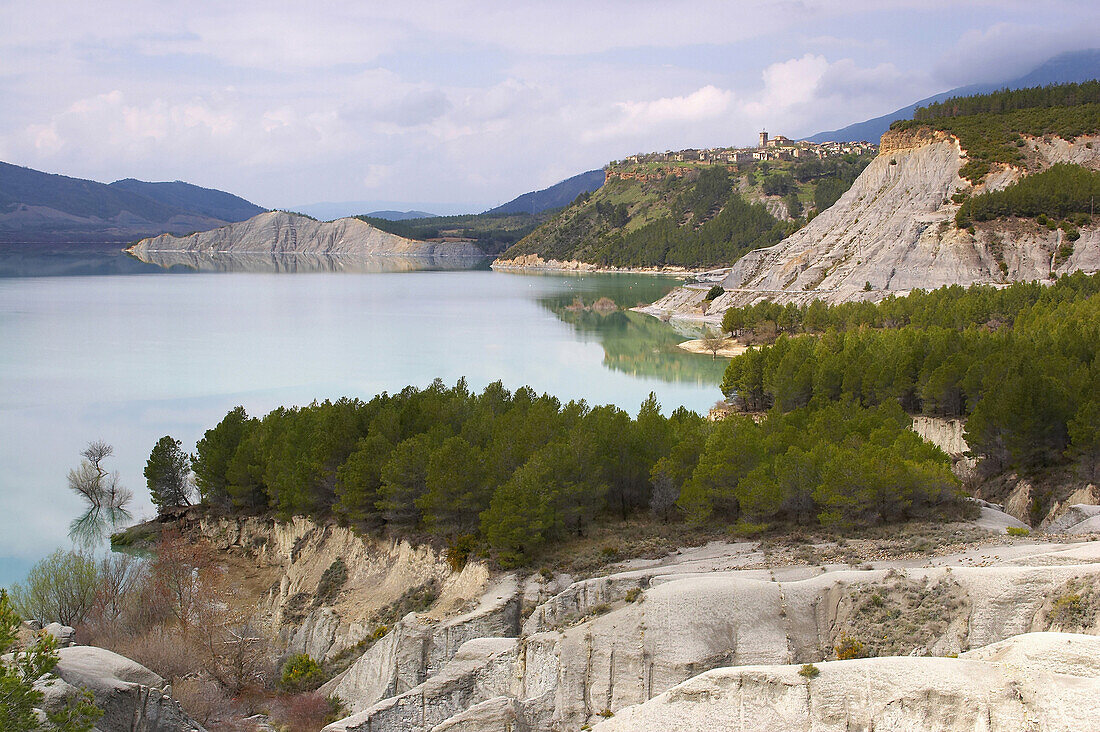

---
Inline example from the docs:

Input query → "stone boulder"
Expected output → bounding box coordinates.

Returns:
[1045,503,1100,534]
[36,646,204,732]
[42,622,76,647]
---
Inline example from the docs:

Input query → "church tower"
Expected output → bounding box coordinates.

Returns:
[759,130,768,148]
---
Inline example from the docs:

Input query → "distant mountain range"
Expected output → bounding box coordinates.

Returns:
[484,169,606,215]
[0,161,265,243]
[806,49,1100,143]
[365,210,438,221]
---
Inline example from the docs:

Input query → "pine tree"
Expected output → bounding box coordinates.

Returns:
[144,436,192,512]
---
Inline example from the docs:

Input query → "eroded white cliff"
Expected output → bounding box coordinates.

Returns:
[643,130,1100,321]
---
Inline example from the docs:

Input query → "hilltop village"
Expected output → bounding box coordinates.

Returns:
[606,130,877,181]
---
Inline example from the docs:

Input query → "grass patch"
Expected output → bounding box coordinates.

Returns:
[831,574,968,658]
[1043,578,1099,631]
[313,558,348,607]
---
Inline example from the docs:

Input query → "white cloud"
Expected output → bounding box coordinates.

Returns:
[0,1,1095,209]
[585,85,734,142]
[362,164,393,189]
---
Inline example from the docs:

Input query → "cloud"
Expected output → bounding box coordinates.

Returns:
[1,1,1096,209]
[585,85,734,142]
[362,164,393,189]
[933,21,1100,87]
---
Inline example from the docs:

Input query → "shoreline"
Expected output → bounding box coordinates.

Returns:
[676,336,748,358]
[491,254,721,277]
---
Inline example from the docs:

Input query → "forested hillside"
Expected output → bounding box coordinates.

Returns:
[497,154,872,268]
[719,273,1100,485]
[181,378,963,569]
[891,81,1100,182]
[356,211,545,254]
[0,161,264,243]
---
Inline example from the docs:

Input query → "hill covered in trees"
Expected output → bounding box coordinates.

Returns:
[178,375,963,570]
[0,161,264,243]
[719,273,1100,488]
[496,154,872,269]
[890,81,1100,182]
[355,211,547,255]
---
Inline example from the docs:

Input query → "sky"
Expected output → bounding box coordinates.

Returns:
[2,1,1098,213]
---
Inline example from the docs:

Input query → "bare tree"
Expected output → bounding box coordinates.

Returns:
[701,328,727,359]
[67,440,132,548]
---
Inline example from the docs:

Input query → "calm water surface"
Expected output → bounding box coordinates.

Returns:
[0,247,726,584]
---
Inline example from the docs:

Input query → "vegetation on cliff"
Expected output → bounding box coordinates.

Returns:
[187,379,962,568]
[497,155,871,268]
[890,82,1100,182]
[720,273,1100,481]
[955,163,1100,226]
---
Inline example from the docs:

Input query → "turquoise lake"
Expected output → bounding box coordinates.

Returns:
[0,247,727,585]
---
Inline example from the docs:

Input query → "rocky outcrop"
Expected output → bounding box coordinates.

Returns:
[910,415,977,479]
[592,632,1100,732]
[1046,503,1100,534]
[320,537,1100,731]
[320,574,523,713]
[37,646,204,732]
[127,211,483,259]
[326,638,519,732]
[642,132,1100,321]
[145,511,494,663]
[128,249,488,273]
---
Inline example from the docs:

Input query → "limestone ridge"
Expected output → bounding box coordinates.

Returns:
[315,537,1100,731]
[152,512,1100,731]
[126,210,484,259]
[644,129,1100,320]
[592,633,1100,732]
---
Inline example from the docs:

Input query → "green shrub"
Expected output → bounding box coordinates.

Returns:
[704,285,725,301]
[446,534,478,571]
[280,654,326,692]
[799,663,820,678]
[732,520,769,537]
[625,587,643,603]
[1006,526,1030,536]
[835,636,866,660]
[1050,593,1090,628]
[314,558,348,607]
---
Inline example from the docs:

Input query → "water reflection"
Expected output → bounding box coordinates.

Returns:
[129,249,492,274]
[527,272,729,386]
[0,242,168,278]
[66,441,133,550]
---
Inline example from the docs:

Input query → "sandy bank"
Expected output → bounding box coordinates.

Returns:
[677,337,747,358]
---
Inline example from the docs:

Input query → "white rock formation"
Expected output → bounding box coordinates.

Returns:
[127,211,482,259]
[592,632,1100,732]
[642,130,1100,321]
[37,646,204,732]
[1046,503,1100,534]
[319,537,1100,732]
[326,638,519,732]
